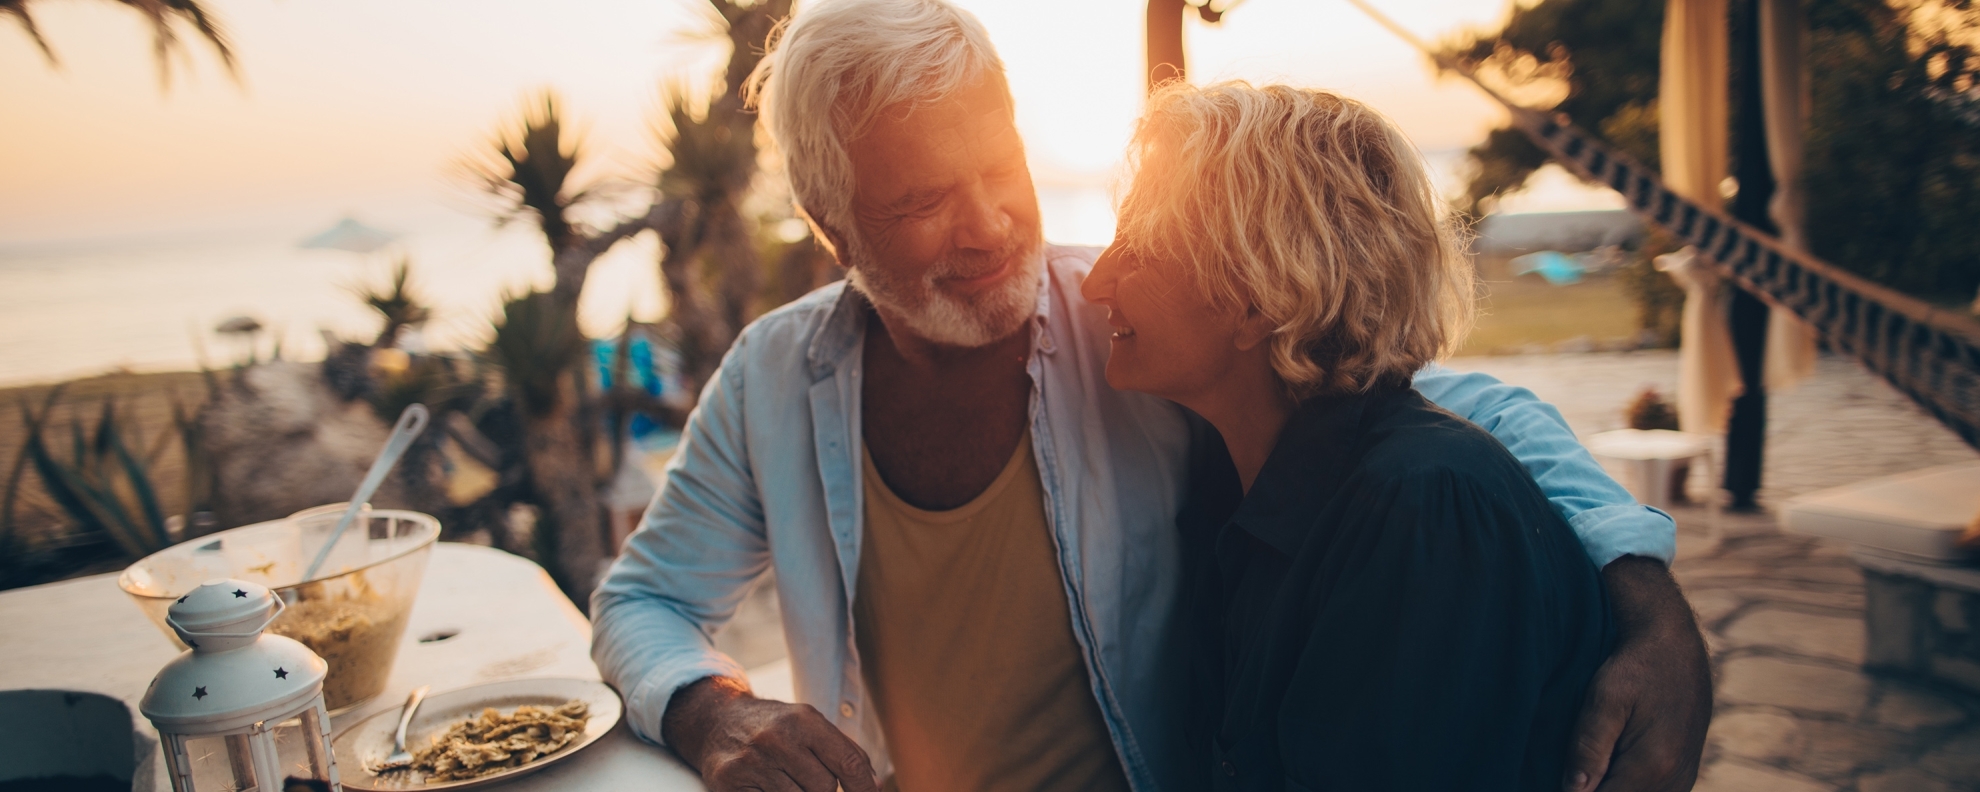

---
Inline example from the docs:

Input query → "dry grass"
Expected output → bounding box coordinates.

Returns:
[1459,271,1644,356]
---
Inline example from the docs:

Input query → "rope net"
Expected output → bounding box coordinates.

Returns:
[1510,106,1980,450]
[1337,0,1980,451]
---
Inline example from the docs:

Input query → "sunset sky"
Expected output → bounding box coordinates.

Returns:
[0,0,1626,383]
[0,0,1609,247]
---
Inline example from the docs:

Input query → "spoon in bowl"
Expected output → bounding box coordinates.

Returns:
[301,403,429,582]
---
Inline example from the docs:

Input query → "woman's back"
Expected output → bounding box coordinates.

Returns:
[1178,384,1614,792]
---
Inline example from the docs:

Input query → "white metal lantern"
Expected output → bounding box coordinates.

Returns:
[139,578,342,792]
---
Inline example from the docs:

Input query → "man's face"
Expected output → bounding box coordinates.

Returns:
[839,77,1044,348]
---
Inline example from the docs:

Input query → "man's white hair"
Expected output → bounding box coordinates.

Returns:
[744,0,1011,242]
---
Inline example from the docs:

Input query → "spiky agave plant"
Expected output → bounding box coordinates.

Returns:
[3,0,238,88]
[17,392,179,558]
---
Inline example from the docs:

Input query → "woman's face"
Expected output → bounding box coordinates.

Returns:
[1081,241,1252,403]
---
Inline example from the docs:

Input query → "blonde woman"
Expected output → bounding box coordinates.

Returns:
[1082,82,1613,790]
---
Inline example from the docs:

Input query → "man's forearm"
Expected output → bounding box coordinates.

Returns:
[1603,555,1703,641]
[1564,554,1712,792]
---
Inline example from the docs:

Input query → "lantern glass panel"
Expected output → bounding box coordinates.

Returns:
[167,712,335,792]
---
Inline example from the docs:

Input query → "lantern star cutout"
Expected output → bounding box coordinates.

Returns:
[193,686,209,700]
[274,667,289,679]
[233,589,248,598]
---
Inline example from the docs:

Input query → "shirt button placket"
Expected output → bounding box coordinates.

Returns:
[839,702,856,718]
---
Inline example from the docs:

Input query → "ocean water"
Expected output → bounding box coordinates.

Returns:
[0,215,581,387]
[0,185,1118,388]
[0,155,1613,388]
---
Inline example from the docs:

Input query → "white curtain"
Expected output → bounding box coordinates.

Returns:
[1661,0,1740,434]
[1760,0,1820,391]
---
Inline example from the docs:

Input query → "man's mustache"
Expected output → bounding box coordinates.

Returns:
[932,229,1041,283]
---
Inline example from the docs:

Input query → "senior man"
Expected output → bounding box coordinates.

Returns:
[593,1,1711,791]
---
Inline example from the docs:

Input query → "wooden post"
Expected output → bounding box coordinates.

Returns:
[1146,0,1187,93]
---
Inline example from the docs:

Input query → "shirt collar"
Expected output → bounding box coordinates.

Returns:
[805,282,870,378]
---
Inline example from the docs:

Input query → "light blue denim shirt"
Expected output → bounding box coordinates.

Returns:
[592,246,1675,792]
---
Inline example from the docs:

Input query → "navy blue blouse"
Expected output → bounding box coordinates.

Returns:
[1177,384,1614,792]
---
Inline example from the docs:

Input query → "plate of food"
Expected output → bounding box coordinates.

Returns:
[332,677,622,790]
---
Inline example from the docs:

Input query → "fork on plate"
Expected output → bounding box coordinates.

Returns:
[370,685,430,773]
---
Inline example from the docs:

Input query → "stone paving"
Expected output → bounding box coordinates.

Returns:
[1447,351,1980,792]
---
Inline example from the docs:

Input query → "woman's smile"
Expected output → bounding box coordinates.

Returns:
[1107,310,1136,339]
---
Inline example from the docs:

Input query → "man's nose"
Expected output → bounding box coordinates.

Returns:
[951,180,1012,252]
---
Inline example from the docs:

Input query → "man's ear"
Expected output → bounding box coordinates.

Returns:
[1233,307,1275,353]
[800,207,854,270]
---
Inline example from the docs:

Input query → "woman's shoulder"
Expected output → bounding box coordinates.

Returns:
[1351,388,1540,496]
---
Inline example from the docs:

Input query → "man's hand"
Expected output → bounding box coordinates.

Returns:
[1565,555,1713,792]
[662,675,880,792]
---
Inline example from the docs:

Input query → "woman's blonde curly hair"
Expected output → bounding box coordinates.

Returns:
[1113,81,1476,399]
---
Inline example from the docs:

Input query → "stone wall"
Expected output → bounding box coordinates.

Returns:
[1864,566,1980,695]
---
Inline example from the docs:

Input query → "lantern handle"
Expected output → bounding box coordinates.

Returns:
[166,595,287,640]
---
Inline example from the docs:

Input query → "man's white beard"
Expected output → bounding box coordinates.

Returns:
[845,228,1043,348]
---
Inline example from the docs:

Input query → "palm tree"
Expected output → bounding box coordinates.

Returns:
[4,0,237,87]
[465,0,798,606]
[652,0,792,393]
[483,291,608,603]
[471,94,670,307]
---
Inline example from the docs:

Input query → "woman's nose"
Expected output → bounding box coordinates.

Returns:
[1082,246,1122,304]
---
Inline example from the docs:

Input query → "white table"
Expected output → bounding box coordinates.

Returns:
[1586,428,1724,538]
[0,542,708,791]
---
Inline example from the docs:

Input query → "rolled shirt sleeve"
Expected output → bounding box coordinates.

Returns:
[1412,363,1677,567]
[591,332,769,747]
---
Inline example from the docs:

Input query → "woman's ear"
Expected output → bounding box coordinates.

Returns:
[1233,307,1275,352]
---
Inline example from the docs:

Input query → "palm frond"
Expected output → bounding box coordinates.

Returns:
[352,256,434,348]
[117,0,238,88]
[469,93,585,249]
[1,1,57,65]
[485,292,586,418]
[654,88,758,203]
[7,0,237,86]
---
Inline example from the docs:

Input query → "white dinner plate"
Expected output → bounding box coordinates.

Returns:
[332,677,623,790]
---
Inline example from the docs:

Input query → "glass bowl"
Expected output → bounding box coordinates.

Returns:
[118,503,439,712]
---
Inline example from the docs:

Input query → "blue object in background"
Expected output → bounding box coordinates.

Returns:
[1510,250,1587,285]
[594,333,682,451]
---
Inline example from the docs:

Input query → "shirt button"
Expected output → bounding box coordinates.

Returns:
[1221,761,1237,777]
[839,702,855,718]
